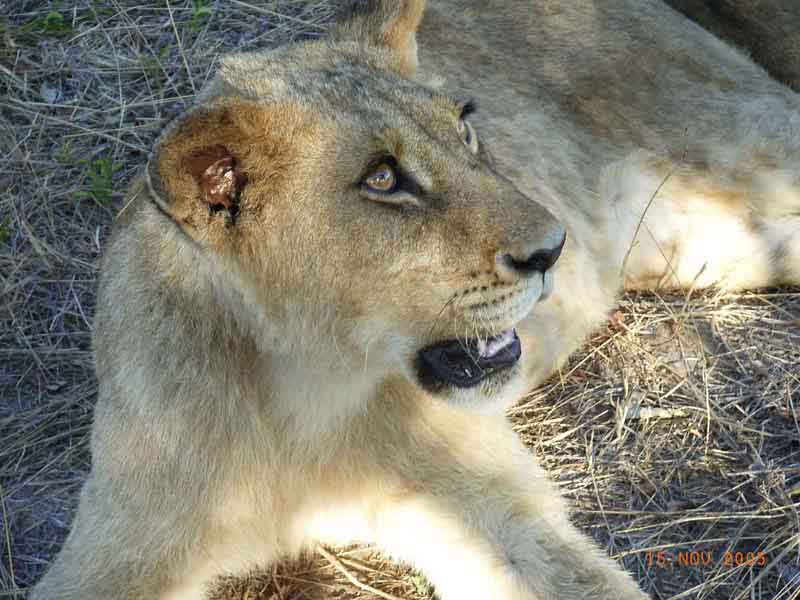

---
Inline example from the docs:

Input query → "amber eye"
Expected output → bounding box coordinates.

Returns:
[364,163,397,193]
[457,119,478,154]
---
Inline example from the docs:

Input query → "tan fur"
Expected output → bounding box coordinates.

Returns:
[30,1,800,599]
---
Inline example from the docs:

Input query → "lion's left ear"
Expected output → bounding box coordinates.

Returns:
[332,0,427,78]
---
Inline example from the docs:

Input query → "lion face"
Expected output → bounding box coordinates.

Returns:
[145,10,565,411]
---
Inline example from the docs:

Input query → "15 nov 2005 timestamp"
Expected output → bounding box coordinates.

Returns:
[646,550,767,570]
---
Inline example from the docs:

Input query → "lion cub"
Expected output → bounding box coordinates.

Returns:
[32,0,800,599]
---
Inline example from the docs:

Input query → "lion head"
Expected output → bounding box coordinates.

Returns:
[142,0,565,412]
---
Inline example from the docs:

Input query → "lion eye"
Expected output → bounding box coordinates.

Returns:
[458,119,478,154]
[364,163,397,193]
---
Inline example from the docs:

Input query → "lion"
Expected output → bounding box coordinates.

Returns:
[29,1,800,599]
[664,0,800,92]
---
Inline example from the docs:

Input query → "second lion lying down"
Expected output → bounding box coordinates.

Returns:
[31,1,800,599]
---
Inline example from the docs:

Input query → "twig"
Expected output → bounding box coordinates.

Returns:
[0,485,17,592]
[620,131,689,281]
[166,0,197,94]
[316,545,403,600]
[229,0,329,29]
[619,165,677,282]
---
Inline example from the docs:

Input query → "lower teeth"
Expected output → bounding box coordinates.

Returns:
[478,331,513,358]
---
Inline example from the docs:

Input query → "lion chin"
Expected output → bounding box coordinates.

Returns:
[411,330,527,412]
[413,265,556,406]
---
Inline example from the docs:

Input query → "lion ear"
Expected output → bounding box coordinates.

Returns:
[332,0,427,78]
[146,104,253,227]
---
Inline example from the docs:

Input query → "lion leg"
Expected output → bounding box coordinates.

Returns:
[28,473,258,600]
[602,152,800,292]
[29,477,177,599]
[358,403,647,600]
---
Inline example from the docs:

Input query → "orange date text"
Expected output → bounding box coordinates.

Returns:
[646,550,766,569]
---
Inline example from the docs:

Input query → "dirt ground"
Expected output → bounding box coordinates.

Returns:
[1,2,799,599]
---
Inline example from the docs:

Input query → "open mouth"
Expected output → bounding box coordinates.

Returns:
[416,329,521,389]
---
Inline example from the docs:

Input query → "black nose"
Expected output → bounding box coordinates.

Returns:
[503,231,566,275]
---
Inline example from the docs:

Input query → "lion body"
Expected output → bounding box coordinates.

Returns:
[664,0,800,91]
[31,1,800,599]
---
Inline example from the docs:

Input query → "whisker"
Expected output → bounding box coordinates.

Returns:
[426,291,460,340]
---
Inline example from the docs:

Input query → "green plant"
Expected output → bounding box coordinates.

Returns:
[77,156,120,205]
[0,216,11,244]
[409,573,433,597]
[89,1,115,19]
[24,9,73,37]
[190,0,213,32]
[55,141,74,164]
[140,45,170,89]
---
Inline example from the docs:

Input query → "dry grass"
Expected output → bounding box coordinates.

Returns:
[1,2,799,599]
